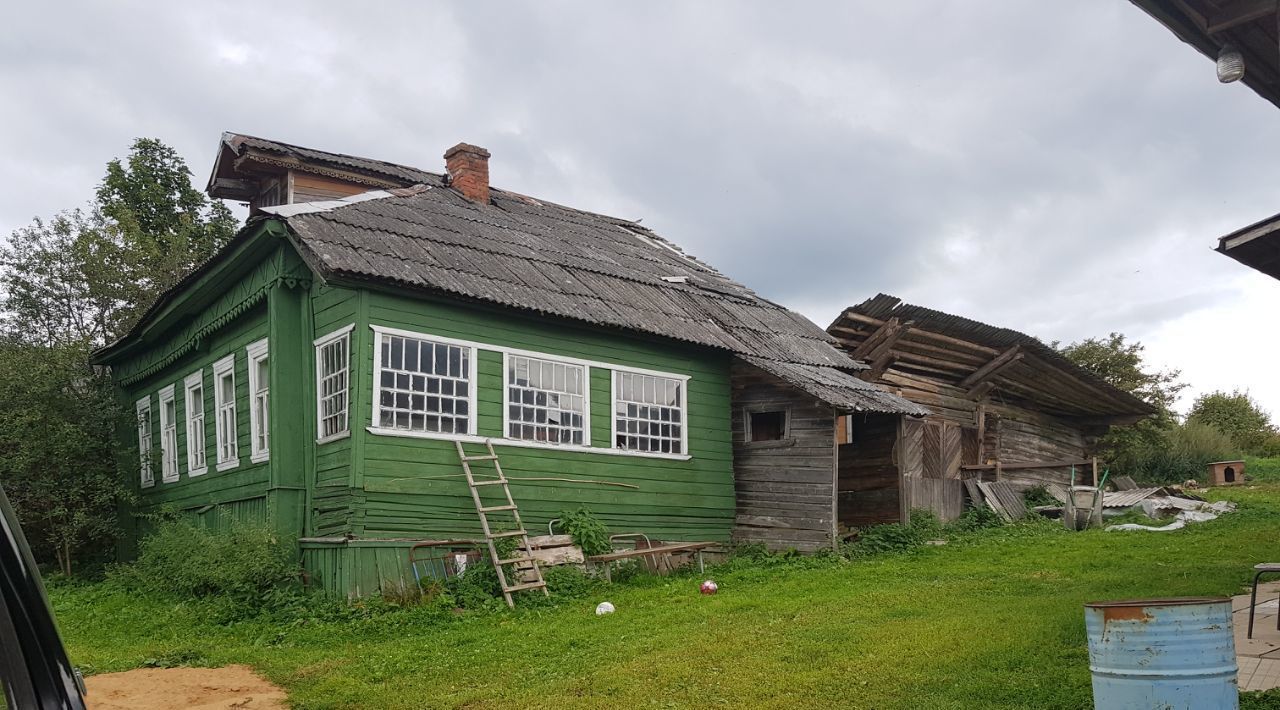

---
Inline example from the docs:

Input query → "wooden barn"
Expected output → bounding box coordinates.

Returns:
[93,133,923,596]
[826,295,1155,524]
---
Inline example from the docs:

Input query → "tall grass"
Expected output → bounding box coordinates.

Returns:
[1118,421,1240,484]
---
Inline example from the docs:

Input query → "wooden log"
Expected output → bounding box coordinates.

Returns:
[838,312,1000,356]
[961,346,1024,391]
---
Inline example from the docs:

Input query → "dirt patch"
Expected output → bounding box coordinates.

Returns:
[85,665,287,709]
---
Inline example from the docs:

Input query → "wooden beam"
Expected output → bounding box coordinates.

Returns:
[962,459,1099,471]
[1206,0,1276,34]
[838,312,999,356]
[969,381,996,401]
[975,403,987,465]
[1060,413,1150,427]
[859,349,899,382]
[865,324,911,364]
[960,345,1023,391]
[851,317,901,360]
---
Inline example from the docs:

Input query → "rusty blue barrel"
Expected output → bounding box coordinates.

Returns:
[1084,597,1237,709]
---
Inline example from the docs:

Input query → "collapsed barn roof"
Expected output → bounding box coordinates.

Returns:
[112,133,924,415]
[829,294,1156,420]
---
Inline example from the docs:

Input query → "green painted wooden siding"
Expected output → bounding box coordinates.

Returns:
[307,284,361,538]
[355,291,735,542]
[125,303,271,515]
[312,284,359,491]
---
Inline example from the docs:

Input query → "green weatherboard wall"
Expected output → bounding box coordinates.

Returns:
[111,220,735,598]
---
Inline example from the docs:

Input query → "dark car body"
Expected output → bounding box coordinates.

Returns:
[0,483,86,709]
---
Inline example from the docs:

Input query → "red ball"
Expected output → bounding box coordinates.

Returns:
[700,579,718,595]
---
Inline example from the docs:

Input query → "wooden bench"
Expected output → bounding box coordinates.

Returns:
[587,542,715,582]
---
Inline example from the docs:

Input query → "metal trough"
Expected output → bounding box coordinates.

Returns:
[1084,597,1237,709]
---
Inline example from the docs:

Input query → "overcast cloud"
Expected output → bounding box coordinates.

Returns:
[3,1,1278,415]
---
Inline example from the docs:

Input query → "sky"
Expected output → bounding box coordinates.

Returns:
[3,1,1278,417]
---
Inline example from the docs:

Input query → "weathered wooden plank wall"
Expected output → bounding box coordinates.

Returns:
[903,477,965,522]
[730,361,837,552]
[879,370,1093,488]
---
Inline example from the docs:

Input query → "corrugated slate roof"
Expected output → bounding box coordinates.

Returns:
[742,356,930,416]
[239,150,921,416]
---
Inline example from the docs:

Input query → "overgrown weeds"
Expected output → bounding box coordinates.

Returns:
[108,516,301,605]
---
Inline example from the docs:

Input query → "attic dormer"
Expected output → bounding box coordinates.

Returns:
[206,133,405,214]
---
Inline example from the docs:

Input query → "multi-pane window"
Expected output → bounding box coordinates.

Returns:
[315,326,352,442]
[213,354,238,470]
[158,385,178,482]
[376,332,472,435]
[246,339,269,462]
[135,396,153,487]
[185,371,207,476]
[506,355,586,445]
[614,371,685,455]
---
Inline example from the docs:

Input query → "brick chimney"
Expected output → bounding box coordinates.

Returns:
[444,142,490,203]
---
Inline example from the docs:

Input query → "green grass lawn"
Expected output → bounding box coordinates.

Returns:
[50,484,1280,709]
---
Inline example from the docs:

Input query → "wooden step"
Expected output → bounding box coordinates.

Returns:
[502,581,547,593]
[496,556,535,565]
[479,504,518,513]
[462,454,499,462]
[471,479,509,487]
[488,529,529,539]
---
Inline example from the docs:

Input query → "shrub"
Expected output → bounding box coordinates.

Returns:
[845,522,925,557]
[948,505,1003,533]
[110,517,300,602]
[555,507,612,556]
[1022,486,1058,507]
[542,565,603,598]
[1117,421,1240,485]
[908,509,943,539]
[443,560,505,610]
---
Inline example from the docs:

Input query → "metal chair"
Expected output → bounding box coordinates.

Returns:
[1247,563,1280,638]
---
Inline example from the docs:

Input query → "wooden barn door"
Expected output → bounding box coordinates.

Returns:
[899,417,923,479]
[920,420,962,479]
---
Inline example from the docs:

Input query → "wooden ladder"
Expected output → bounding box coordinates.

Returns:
[456,440,549,608]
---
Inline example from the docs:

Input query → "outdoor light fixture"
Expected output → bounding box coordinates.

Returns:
[1217,44,1246,83]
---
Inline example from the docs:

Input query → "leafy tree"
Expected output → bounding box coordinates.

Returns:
[1057,333,1189,481]
[1056,333,1184,419]
[1187,390,1276,453]
[95,138,237,333]
[0,137,232,572]
[0,138,237,348]
[0,341,129,574]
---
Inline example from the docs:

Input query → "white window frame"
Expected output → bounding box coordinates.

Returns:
[370,326,478,438]
[502,352,590,447]
[364,325,692,461]
[213,353,239,471]
[158,384,179,483]
[184,370,208,476]
[246,338,270,463]
[135,396,154,488]
[315,324,353,444]
[611,367,690,456]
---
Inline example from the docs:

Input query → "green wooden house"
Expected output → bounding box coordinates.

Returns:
[94,134,922,597]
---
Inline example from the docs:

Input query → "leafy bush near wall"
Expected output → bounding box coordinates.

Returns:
[555,507,612,556]
[1116,421,1241,484]
[109,517,300,602]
